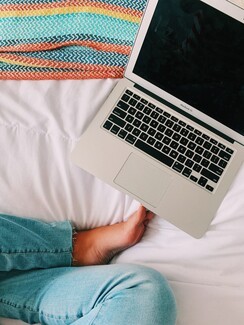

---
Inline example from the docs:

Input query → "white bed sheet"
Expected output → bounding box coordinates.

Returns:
[0,79,243,325]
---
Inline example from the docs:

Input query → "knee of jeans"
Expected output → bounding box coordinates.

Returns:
[125,265,177,322]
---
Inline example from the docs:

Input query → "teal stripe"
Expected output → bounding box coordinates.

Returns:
[0,13,139,43]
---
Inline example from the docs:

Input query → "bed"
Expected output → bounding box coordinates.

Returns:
[1,0,244,324]
[0,79,244,325]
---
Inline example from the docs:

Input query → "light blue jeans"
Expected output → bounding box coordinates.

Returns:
[0,214,177,325]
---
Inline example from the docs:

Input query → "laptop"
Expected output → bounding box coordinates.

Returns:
[71,0,244,238]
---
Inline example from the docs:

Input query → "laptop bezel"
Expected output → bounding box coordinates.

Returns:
[125,0,244,146]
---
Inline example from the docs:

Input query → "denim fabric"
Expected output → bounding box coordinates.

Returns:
[0,214,73,271]
[0,215,177,325]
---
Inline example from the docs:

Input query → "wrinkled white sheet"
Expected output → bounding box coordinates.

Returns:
[0,80,243,325]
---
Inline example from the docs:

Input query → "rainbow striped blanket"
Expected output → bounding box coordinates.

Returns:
[0,0,146,79]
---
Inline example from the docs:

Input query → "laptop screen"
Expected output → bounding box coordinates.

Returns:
[133,0,244,137]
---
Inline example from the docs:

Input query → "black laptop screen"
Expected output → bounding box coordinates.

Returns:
[133,0,244,136]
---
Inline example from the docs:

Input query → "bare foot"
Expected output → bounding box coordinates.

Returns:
[72,206,154,266]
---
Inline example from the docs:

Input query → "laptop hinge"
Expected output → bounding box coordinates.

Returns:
[134,84,234,144]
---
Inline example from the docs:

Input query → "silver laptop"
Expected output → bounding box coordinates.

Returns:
[71,0,244,238]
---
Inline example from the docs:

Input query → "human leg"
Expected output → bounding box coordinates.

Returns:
[0,214,73,271]
[0,264,176,325]
[0,206,154,271]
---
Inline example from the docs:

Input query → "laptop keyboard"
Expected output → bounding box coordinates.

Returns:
[102,89,235,193]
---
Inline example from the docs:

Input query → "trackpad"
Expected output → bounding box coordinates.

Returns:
[114,153,172,207]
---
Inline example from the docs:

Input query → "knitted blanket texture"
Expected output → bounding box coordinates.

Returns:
[0,0,147,79]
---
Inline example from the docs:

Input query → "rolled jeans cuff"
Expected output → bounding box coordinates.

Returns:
[0,214,73,271]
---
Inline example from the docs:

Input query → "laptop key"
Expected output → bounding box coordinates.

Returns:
[170,150,178,159]
[128,107,136,115]
[147,137,156,145]
[118,129,128,139]
[165,128,173,137]
[163,112,171,118]
[182,167,192,177]
[133,119,141,128]
[198,176,208,187]
[140,123,149,132]
[219,150,231,161]
[158,124,166,133]
[178,145,186,154]
[179,120,186,127]
[185,159,194,168]
[108,114,126,128]
[186,125,194,131]
[125,134,137,145]
[209,163,223,176]
[206,185,214,192]
[151,111,159,119]
[188,132,196,141]
[155,141,163,150]
[136,102,145,111]
[202,134,210,141]
[132,128,141,137]
[135,111,144,119]
[177,154,186,163]
[117,100,129,111]
[148,128,156,136]
[162,145,170,154]
[193,163,201,173]
[121,94,130,102]
[111,125,120,134]
[133,94,140,100]
[139,132,148,141]
[219,159,227,168]
[135,139,174,167]
[203,141,212,150]
[201,168,220,183]
[218,143,226,150]
[165,120,174,128]
[125,115,134,123]
[103,121,113,130]
[203,150,211,159]
[185,149,194,159]
[125,89,133,96]
[129,98,137,106]
[196,137,204,145]
[125,124,133,132]
[155,132,163,141]
[226,147,234,154]
[190,175,198,182]
[156,107,163,114]
[143,107,152,115]
[158,115,166,124]
[170,141,179,149]
[211,155,219,164]
[173,124,181,132]
[141,98,148,105]
[193,154,201,163]
[173,162,184,173]
[113,107,127,119]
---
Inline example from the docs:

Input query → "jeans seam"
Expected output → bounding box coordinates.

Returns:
[0,249,72,254]
[39,310,78,321]
[88,304,104,325]
[0,299,39,314]
[0,299,78,321]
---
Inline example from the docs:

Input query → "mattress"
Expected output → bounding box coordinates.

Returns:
[0,79,244,325]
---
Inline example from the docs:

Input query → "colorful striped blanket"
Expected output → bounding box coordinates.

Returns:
[0,0,147,79]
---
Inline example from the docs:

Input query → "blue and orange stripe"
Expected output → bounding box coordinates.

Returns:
[0,0,147,80]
